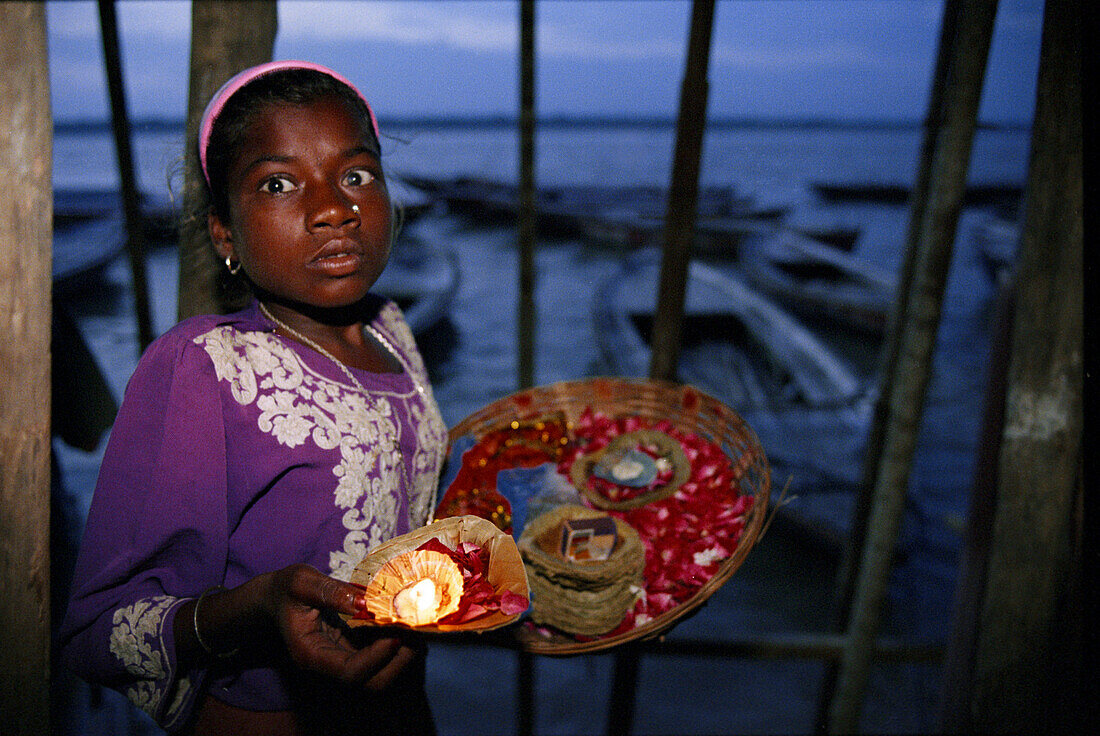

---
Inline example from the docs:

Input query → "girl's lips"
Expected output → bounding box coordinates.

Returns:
[311,238,362,261]
[310,240,364,275]
[310,251,363,276]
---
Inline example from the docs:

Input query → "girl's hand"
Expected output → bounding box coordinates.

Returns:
[265,564,420,691]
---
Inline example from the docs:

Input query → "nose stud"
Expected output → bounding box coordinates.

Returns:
[351,204,360,214]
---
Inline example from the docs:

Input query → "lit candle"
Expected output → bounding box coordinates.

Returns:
[394,577,441,624]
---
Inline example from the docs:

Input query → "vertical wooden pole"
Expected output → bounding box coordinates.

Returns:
[178,0,276,320]
[517,0,537,390]
[937,277,1016,728]
[517,649,535,736]
[825,0,998,731]
[960,0,1083,728]
[648,0,715,381]
[0,4,53,733]
[516,3,538,732]
[815,1,962,727]
[834,0,962,618]
[613,2,715,731]
[98,0,155,352]
[607,642,642,736]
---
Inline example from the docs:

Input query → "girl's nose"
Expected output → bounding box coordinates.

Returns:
[307,186,359,230]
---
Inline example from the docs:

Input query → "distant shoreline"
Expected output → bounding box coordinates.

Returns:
[54,115,1032,136]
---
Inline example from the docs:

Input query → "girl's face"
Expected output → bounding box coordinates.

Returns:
[209,95,391,311]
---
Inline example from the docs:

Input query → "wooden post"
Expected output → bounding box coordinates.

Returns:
[611,2,716,732]
[648,0,715,382]
[517,649,535,736]
[98,0,155,351]
[815,1,961,727]
[0,4,53,733]
[953,0,1083,728]
[833,0,962,618]
[825,0,999,731]
[607,642,642,736]
[516,3,538,730]
[517,0,536,390]
[936,277,1017,728]
[178,0,276,320]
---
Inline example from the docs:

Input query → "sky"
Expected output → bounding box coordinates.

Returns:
[45,0,1045,126]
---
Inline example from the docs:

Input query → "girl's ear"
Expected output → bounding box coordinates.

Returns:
[208,211,234,261]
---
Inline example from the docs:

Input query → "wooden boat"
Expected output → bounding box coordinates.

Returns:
[811,180,1023,208]
[593,248,864,411]
[53,187,178,240]
[737,231,896,335]
[785,224,861,252]
[389,177,437,223]
[593,247,873,502]
[971,213,1019,284]
[374,222,460,337]
[410,176,783,242]
[782,210,862,252]
[582,210,787,257]
[52,216,127,297]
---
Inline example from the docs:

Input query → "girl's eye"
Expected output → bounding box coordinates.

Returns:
[343,168,375,187]
[259,176,297,194]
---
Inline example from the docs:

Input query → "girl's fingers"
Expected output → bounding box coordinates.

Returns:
[343,638,416,691]
[316,573,363,615]
[273,564,421,690]
[296,633,406,687]
[278,564,363,616]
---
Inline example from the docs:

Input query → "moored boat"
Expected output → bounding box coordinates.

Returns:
[971,212,1019,285]
[592,247,874,521]
[409,176,786,244]
[53,187,179,240]
[52,216,127,297]
[593,248,865,411]
[373,221,461,337]
[582,207,791,257]
[811,180,1023,208]
[737,230,896,335]
[389,177,439,224]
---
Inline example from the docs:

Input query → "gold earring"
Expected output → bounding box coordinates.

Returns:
[225,256,242,275]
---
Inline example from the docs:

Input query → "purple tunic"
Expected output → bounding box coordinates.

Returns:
[59,298,447,732]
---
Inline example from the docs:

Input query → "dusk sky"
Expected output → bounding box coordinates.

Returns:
[46,0,1044,126]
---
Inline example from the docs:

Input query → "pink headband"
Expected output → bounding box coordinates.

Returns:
[198,60,380,184]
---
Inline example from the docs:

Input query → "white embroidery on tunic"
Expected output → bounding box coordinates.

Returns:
[194,305,446,581]
[110,595,193,719]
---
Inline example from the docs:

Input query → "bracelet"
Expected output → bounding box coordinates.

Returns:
[193,585,239,659]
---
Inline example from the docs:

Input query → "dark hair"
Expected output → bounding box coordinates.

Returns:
[204,68,378,221]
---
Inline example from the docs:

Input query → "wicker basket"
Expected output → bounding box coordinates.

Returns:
[518,505,645,636]
[447,377,771,655]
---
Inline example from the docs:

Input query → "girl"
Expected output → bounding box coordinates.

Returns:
[60,61,448,735]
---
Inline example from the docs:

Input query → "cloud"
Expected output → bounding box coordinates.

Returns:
[47,0,190,41]
[713,42,876,70]
[42,0,1040,123]
[277,1,517,51]
[279,0,695,63]
[115,1,190,39]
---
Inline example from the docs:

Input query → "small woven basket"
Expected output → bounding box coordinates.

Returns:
[518,505,645,636]
[447,377,771,655]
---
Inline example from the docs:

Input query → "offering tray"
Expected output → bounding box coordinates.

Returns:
[442,377,771,655]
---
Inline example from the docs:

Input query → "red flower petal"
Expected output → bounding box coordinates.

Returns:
[500,591,529,615]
